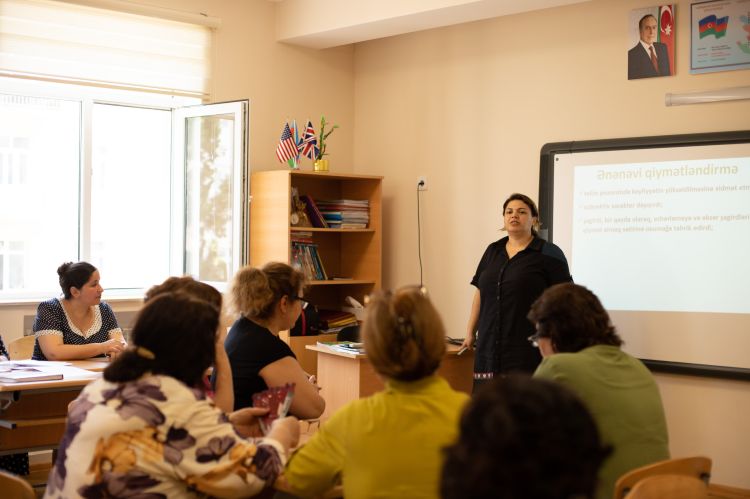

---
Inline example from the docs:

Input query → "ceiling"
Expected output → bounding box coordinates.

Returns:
[273,0,591,49]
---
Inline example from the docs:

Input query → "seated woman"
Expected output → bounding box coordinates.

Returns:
[32,261,126,361]
[0,335,29,476]
[528,283,670,499]
[441,376,610,499]
[283,286,470,499]
[144,276,234,413]
[44,291,300,499]
[221,263,325,419]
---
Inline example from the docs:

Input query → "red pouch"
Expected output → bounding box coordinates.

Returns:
[252,383,295,434]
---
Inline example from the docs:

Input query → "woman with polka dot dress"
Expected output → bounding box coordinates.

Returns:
[32,262,126,361]
[0,335,30,475]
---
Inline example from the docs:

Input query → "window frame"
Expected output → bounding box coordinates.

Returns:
[0,78,248,302]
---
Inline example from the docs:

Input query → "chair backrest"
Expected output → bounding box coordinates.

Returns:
[0,469,36,499]
[336,325,360,342]
[627,474,708,499]
[614,456,712,499]
[8,335,36,360]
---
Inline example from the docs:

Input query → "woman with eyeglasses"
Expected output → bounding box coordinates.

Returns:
[282,287,469,498]
[528,282,669,499]
[220,262,325,419]
[462,193,571,389]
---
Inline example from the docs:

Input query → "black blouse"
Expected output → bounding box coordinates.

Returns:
[221,317,296,411]
[471,236,571,377]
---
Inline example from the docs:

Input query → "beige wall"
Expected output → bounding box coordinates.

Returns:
[1,0,748,488]
[0,0,355,340]
[352,0,750,488]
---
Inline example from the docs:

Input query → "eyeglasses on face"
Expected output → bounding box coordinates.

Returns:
[289,295,308,308]
[527,332,544,348]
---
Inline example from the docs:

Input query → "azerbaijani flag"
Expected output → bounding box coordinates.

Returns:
[699,14,729,39]
[659,5,675,76]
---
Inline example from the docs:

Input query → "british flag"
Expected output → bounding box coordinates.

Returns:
[300,120,320,160]
[276,122,298,163]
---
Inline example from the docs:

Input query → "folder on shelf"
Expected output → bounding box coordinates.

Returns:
[300,195,328,228]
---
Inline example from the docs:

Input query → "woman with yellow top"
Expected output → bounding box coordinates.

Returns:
[283,286,469,499]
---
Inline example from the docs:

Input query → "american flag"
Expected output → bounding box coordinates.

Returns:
[276,122,298,163]
[300,120,320,160]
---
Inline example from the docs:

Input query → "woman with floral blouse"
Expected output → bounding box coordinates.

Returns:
[44,290,299,499]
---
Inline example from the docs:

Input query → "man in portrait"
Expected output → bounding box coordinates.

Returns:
[628,14,671,79]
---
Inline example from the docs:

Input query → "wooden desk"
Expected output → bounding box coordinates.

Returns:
[0,360,104,456]
[307,344,473,419]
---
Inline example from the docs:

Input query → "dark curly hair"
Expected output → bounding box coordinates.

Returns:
[502,193,541,236]
[527,283,622,353]
[441,375,610,499]
[57,261,97,299]
[104,292,218,388]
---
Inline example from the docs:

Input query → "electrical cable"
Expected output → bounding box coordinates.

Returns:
[417,180,424,287]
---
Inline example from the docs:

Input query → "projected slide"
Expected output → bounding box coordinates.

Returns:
[571,157,750,313]
[543,133,750,374]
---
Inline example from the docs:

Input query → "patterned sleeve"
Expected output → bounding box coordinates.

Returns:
[32,299,64,338]
[175,393,287,497]
[99,302,123,338]
[0,335,8,358]
[285,406,348,497]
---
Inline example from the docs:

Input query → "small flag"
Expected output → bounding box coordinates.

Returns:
[659,5,675,76]
[276,122,298,163]
[699,15,728,39]
[300,120,320,160]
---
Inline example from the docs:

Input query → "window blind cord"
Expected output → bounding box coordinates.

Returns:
[417,182,424,287]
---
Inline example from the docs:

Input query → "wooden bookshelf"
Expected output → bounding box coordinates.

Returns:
[249,170,382,316]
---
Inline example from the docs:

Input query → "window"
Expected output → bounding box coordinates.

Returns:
[0,2,247,301]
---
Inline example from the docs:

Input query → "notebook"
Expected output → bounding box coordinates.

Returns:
[0,367,63,383]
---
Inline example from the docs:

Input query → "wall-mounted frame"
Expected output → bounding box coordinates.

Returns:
[690,0,750,74]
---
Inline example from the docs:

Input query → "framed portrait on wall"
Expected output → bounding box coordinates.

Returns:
[690,0,750,74]
[628,5,676,80]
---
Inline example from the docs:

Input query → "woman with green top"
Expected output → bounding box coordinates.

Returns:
[528,282,670,499]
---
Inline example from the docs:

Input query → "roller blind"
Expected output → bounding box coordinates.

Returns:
[0,0,212,98]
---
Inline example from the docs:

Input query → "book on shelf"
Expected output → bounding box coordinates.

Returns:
[299,195,328,228]
[291,242,328,280]
[317,309,358,329]
[316,199,370,229]
[291,231,314,244]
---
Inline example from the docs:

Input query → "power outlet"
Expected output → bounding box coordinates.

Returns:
[417,176,428,191]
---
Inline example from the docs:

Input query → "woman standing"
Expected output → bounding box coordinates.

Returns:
[462,193,571,386]
[283,286,469,498]
[32,261,126,361]
[222,262,325,419]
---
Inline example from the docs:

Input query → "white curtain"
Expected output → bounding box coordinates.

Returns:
[0,0,213,97]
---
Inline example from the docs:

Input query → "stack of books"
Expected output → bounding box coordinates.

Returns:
[317,309,358,331]
[316,341,365,354]
[315,199,370,229]
[291,232,328,280]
